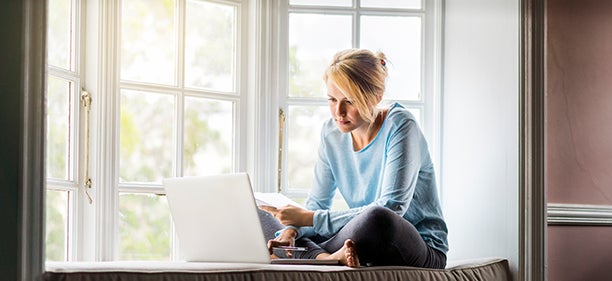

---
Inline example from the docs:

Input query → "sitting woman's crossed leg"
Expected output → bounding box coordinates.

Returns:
[258,206,445,268]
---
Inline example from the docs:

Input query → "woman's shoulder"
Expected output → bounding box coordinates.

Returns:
[382,103,429,148]
[385,102,418,125]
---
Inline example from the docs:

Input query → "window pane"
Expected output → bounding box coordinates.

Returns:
[46,189,69,262]
[360,16,422,101]
[46,75,72,180]
[121,0,175,85]
[120,90,174,183]
[360,0,421,9]
[289,13,352,98]
[183,97,234,176]
[185,1,236,92]
[289,0,352,7]
[47,0,73,70]
[286,105,330,190]
[407,107,422,126]
[119,193,171,260]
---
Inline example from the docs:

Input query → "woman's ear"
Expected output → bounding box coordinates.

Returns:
[375,93,383,104]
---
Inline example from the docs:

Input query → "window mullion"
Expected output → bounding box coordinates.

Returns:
[176,0,185,90]
[354,0,360,47]
[176,0,186,178]
[68,0,95,262]
[94,0,121,261]
[422,0,442,197]
[246,0,283,193]
[236,1,246,175]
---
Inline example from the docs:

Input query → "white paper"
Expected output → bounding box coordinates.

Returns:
[253,192,303,208]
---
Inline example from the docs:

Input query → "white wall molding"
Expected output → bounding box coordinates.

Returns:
[548,203,612,226]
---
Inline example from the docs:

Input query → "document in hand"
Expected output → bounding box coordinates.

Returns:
[253,192,303,208]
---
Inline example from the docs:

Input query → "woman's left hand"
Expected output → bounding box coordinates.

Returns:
[259,205,314,227]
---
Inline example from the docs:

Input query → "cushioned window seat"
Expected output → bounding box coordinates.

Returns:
[44,257,512,281]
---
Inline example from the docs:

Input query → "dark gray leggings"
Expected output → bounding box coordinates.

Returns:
[258,206,446,268]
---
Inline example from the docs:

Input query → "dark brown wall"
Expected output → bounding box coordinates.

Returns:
[546,0,612,280]
[548,226,612,281]
[546,0,612,205]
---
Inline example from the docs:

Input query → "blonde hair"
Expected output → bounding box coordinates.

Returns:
[323,49,388,123]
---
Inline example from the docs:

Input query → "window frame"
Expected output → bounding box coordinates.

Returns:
[46,0,441,262]
[71,0,250,261]
[274,0,444,199]
[45,0,83,262]
[110,0,249,261]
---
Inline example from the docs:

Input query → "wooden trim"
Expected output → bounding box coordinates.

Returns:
[548,203,612,226]
[19,0,46,280]
[520,0,547,280]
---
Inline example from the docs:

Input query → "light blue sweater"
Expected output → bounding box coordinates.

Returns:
[296,102,448,254]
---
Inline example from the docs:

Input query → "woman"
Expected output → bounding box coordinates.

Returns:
[259,49,448,268]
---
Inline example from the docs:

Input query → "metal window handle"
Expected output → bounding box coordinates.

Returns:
[278,108,285,193]
[81,89,93,204]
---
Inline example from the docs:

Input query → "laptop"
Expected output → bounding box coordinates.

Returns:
[163,173,340,265]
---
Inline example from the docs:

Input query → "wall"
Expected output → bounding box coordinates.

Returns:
[441,0,519,274]
[0,0,24,279]
[546,0,612,280]
[546,0,612,205]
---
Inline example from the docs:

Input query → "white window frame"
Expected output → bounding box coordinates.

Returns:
[45,0,84,262]
[112,0,248,261]
[272,0,444,198]
[47,0,442,262]
[74,0,250,261]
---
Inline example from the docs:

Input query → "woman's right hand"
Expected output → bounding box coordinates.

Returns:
[267,227,298,257]
[259,205,315,227]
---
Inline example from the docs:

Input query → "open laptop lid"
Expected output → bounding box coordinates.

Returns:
[163,173,271,263]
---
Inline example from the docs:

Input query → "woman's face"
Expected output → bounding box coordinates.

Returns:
[326,79,368,133]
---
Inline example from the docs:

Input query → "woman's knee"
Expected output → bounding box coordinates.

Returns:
[257,208,284,240]
[361,206,398,224]
[351,206,398,238]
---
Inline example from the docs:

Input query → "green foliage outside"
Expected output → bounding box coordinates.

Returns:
[46,76,69,180]
[119,193,171,260]
[286,45,330,190]
[46,190,67,262]
[119,91,174,183]
[117,0,235,260]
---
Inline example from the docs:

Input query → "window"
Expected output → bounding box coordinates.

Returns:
[116,0,243,260]
[45,0,245,262]
[45,0,80,262]
[44,0,439,262]
[278,0,442,201]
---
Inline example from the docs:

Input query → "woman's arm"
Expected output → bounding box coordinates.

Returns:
[259,205,314,227]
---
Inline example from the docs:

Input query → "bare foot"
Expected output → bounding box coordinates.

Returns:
[328,239,360,268]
